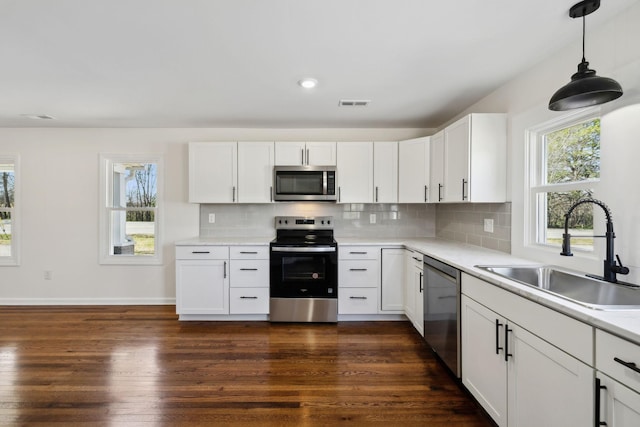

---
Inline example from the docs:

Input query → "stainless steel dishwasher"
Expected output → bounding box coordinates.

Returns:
[423,255,461,378]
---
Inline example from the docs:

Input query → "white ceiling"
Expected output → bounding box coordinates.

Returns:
[1,0,638,129]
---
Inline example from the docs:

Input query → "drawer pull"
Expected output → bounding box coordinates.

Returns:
[412,256,422,262]
[240,296,258,299]
[350,251,368,255]
[349,296,367,300]
[191,251,210,254]
[614,357,640,374]
[349,268,368,272]
[595,378,607,427]
[240,268,258,271]
[240,251,258,254]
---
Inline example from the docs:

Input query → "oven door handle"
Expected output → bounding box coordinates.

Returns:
[271,246,336,253]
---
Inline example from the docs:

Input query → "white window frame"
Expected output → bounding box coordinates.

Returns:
[524,107,601,258]
[99,154,163,265]
[0,154,19,266]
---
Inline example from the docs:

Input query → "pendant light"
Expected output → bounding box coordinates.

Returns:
[548,0,622,111]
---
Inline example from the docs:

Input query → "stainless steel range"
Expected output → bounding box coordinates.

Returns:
[269,216,338,322]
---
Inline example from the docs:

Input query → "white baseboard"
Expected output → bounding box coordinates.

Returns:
[0,298,176,305]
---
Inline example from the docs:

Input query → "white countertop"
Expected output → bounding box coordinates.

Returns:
[176,236,640,345]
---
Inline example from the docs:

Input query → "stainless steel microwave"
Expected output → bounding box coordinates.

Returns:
[273,166,337,201]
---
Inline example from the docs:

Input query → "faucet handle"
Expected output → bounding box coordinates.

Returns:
[614,255,630,275]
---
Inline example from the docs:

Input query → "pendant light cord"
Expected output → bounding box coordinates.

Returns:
[582,14,586,62]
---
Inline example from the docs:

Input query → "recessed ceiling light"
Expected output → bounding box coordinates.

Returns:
[21,114,55,120]
[298,78,318,89]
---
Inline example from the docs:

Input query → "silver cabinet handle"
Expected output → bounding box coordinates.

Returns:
[349,268,368,271]
[240,251,258,254]
[239,268,258,271]
[191,251,210,254]
[223,261,227,278]
[350,251,367,255]
[240,296,258,299]
[349,296,367,300]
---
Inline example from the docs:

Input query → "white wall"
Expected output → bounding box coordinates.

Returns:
[459,2,640,282]
[0,128,430,303]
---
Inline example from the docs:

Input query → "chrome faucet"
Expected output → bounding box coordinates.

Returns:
[560,198,629,283]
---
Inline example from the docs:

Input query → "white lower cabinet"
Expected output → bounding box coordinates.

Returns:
[176,246,230,315]
[380,248,404,312]
[176,244,269,318]
[462,274,594,427]
[595,329,640,427]
[338,246,380,315]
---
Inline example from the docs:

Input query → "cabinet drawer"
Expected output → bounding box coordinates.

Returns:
[339,246,380,260]
[229,287,270,314]
[339,260,379,287]
[596,329,640,391]
[230,246,269,260]
[229,260,269,288]
[338,287,378,314]
[176,246,229,260]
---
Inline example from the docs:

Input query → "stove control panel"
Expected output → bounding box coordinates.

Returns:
[275,216,333,230]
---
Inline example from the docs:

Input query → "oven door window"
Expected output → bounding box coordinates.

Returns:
[276,171,324,195]
[282,256,326,281]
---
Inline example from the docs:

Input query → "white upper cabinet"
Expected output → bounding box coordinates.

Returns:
[275,141,336,166]
[429,130,445,203]
[398,136,430,203]
[237,142,274,203]
[336,142,374,203]
[189,142,237,203]
[373,141,398,203]
[443,113,507,202]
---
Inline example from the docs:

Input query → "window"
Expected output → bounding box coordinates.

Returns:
[528,110,600,252]
[100,155,163,265]
[0,155,19,265]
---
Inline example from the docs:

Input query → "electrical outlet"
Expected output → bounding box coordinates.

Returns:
[369,213,376,224]
[44,271,53,280]
[208,213,216,224]
[484,218,494,233]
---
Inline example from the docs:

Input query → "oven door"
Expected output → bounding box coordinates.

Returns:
[270,246,337,298]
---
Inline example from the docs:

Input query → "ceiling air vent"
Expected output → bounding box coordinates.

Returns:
[339,99,370,107]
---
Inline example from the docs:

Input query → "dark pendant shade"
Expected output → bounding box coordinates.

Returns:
[548,0,623,111]
[549,60,623,111]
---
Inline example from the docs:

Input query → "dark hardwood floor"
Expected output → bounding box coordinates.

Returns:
[0,306,493,426]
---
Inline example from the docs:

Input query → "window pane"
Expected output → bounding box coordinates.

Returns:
[544,118,600,184]
[110,210,155,256]
[538,190,594,250]
[0,166,15,208]
[111,163,157,208]
[0,211,11,257]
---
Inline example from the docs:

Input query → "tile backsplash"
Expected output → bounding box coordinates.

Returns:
[200,203,436,239]
[436,203,511,253]
[199,202,512,253]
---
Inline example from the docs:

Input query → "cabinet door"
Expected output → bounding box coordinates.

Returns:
[237,142,274,203]
[306,141,337,166]
[188,142,237,203]
[429,131,445,203]
[336,142,373,203]
[507,324,593,427]
[398,137,429,203]
[461,295,507,427]
[373,141,398,203]
[274,141,306,165]
[403,250,416,323]
[444,116,470,202]
[381,248,404,312]
[597,374,640,427]
[413,263,424,335]
[176,260,229,315]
